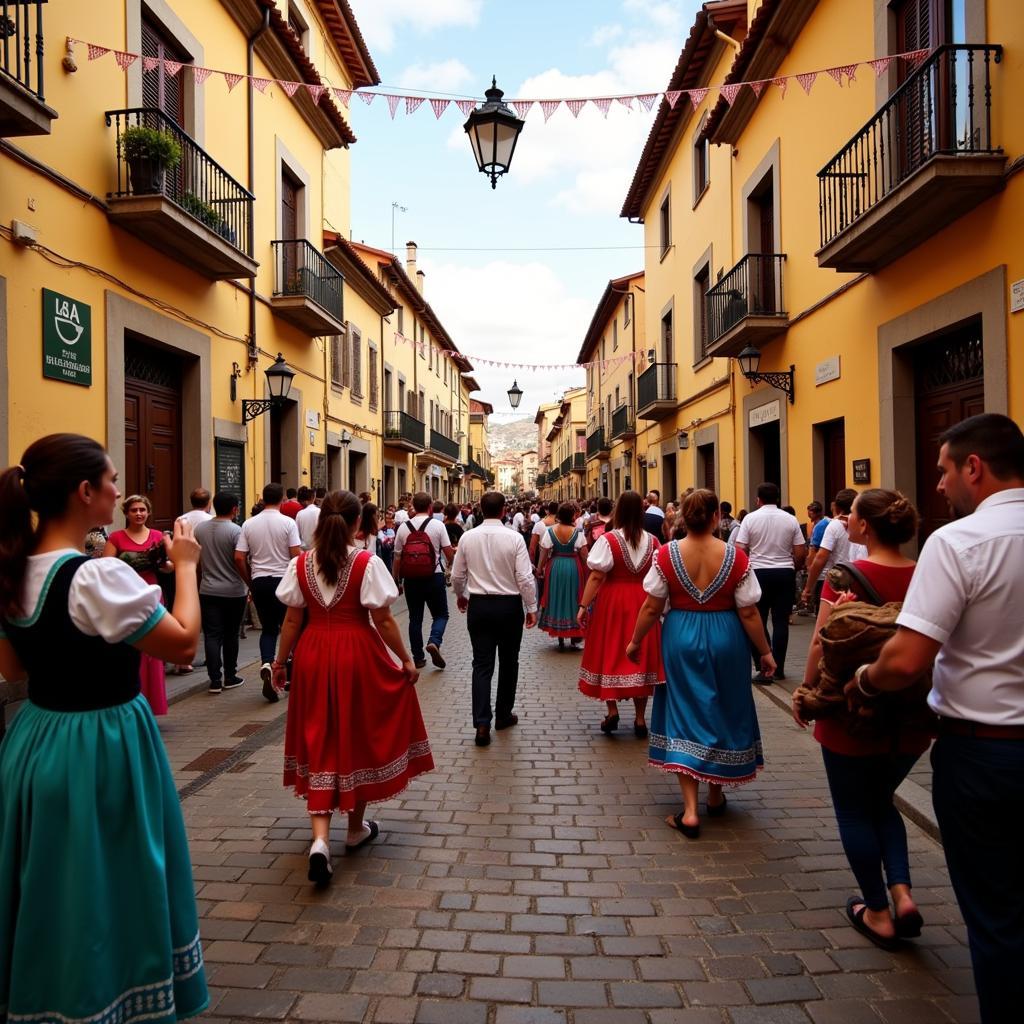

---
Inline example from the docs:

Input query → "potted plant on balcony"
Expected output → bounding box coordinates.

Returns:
[119,125,181,195]
[180,191,237,246]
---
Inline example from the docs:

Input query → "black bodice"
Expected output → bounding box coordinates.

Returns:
[1,556,142,711]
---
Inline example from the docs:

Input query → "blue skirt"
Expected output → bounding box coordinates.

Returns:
[539,556,584,639]
[649,607,764,785]
[0,695,208,1024]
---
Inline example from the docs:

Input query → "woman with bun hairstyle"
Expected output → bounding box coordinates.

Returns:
[273,490,434,887]
[792,489,930,950]
[628,489,772,839]
[537,502,589,649]
[0,435,208,1024]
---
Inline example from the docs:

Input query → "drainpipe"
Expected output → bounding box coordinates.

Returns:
[246,7,270,367]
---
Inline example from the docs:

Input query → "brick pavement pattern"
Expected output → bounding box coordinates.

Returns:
[163,609,978,1023]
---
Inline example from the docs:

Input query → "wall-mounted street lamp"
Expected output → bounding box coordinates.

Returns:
[736,345,795,404]
[464,77,525,189]
[242,353,296,422]
[339,429,352,450]
[507,380,523,410]
[677,430,690,450]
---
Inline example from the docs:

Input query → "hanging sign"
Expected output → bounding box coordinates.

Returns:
[42,288,92,387]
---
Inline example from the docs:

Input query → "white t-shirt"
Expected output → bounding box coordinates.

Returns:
[177,508,213,529]
[236,508,301,579]
[539,526,586,552]
[394,509,409,525]
[295,504,321,550]
[818,517,868,568]
[393,514,450,573]
[532,518,554,538]
[733,504,806,570]
[512,511,526,532]
[586,530,657,574]
[530,513,540,524]
[276,552,399,610]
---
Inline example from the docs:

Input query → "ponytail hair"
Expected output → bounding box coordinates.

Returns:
[0,434,109,615]
[312,489,361,586]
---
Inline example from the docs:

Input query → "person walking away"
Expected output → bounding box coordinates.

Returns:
[234,483,301,702]
[801,488,864,609]
[393,491,454,671]
[295,486,320,551]
[280,488,302,519]
[178,487,212,529]
[529,501,559,565]
[432,500,445,522]
[802,500,831,612]
[584,496,613,548]
[103,494,173,714]
[450,490,538,747]
[734,482,806,681]
[273,490,433,886]
[642,490,665,540]
[394,500,410,526]
[718,501,736,541]
[354,502,380,552]
[577,491,663,736]
[628,489,772,838]
[537,503,588,649]
[727,509,746,545]
[848,414,1024,1023]
[378,510,397,573]
[0,434,208,1024]
[195,492,248,695]
[791,490,930,949]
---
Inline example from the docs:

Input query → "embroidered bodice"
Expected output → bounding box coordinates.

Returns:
[656,542,751,611]
[547,526,581,556]
[296,549,372,626]
[606,532,657,582]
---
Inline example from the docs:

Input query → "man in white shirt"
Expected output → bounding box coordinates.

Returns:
[295,486,320,550]
[394,501,410,526]
[800,489,866,607]
[393,491,455,671]
[451,490,538,747]
[178,488,213,529]
[234,482,301,701]
[852,414,1024,1021]
[734,482,806,682]
[642,491,665,540]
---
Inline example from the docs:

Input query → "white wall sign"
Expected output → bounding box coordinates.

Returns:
[1011,278,1024,314]
[815,355,841,386]
[749,399,781,429]
[305,410,321,430]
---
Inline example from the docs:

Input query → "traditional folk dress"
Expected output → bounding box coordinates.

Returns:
[643,541,765,785]
[0,551,208,1024]
[578,530,665,699]
[277,549,434,813]
[538,526,586,639]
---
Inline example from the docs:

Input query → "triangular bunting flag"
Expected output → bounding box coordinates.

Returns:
[511,100,534,120]
[616,95,634,110]
[869,56,893,77]
[193,66,213,85]
[840,63,858,84]
[665,91,681,109]
[796,71,817,94]
[566,98,586,118]
[541,100,560,122]
[750,79,767,98]
[772,76,789,98]
[593,97,612,118]
[358,91,376,105]
[688,87,708,109]
[903,48,929,67]
[113,51,137,71]
[720,82,742,106]
[333,87,352,105]
[87,44,109,61]
[223,72,243,91]
[825,66,844,86]
[306,84,325,104]
[637,93,658,111]
[251,77,271,93]
[430,97,450,118]
[385,94,401,118]
[456,99,476,116]
[163,59,183,78]
[405,95,424,115]
[279,79,300,97]
[142,56,160,73]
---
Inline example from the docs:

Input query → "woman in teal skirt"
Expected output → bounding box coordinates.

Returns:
[537,503,588,649]
[0,434,208,1024]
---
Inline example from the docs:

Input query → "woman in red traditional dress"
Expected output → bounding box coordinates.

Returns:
[576,491,663,737]
[273,489,434,886]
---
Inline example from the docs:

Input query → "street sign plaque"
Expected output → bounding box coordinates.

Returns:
[42,288,92,387]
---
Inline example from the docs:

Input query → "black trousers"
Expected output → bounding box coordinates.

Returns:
[199,594,247,683]
[752,567,795,675]
[467,595,524,727]
[249,575,286,665]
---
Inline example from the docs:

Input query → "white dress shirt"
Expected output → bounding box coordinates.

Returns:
[734,504,806,569]
[295,503,321,550]
[451,519,538,612]
[897,488,1024,725]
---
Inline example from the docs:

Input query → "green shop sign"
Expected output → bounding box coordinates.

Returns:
[42,288,92,386]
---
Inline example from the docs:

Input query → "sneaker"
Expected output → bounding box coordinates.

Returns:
[208,680,223,695]
[261,663,279,703]
[414,658,427,669]
[752,673,775,684]
[307,838,333,887]
[426,642,446,669]
[224,676,245,690]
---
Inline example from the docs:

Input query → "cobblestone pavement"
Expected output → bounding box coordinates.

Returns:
[163,605,978,1024]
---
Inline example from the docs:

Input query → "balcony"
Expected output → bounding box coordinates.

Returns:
[536,472,546,488]
[383,410,425,452]
[105,108,257,280]
[586,426,610,461]
[817,45,1004,272]
[706,254,788,357]
[0,2,56,136]
[467,458,487,480]
[271,239,344,335]
[561,456,572,477]
[572,452,586,473]
[548,466,560,483]
[610,403,635,442]
[637,362,677,420]
[427,428,460,464]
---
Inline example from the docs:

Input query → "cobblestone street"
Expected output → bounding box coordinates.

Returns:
[164,607,978,1024]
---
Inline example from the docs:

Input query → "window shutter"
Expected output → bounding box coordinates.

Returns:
[369,348,379,410]
[141,22,161,110]
[342,326,352,388]
[352,329,362,397]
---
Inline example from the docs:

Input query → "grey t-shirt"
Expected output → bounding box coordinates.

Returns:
[195,518,247,598]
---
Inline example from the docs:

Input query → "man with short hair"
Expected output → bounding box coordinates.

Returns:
[280,488,302,519]
[178,488,213,529]
[313,486,327,506]
[800,489,865,608]
[452,490,538,746]
[393,491,455,670]
[735,482,806,682]
[295,486,320,550]
[800,500,832,611]
[431,500,445,522]
[394,500,410,526]
[718,500,736,541]
[642,490,665,540]
[852,414,1024,1022]
[196,492,249,694]
[235,483,301,701]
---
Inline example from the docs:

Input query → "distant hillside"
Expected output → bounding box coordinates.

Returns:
[488,417,537,454]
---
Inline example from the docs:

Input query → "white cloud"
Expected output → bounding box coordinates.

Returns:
[349,0,483,53]
[588,24,623,47]
[398,58,474,93]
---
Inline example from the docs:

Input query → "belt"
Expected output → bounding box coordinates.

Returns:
[469,592,521,600]
[937,717,1024,740]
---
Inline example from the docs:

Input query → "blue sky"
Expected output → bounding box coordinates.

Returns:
[345,0,702,421]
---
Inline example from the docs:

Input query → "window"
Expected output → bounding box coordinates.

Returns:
[369,347,379,410]
[694,117,710,202]
[396,307,404,337]
[419,323,426,358]
[287,2,309,53]
[351,326,362,397]
[659,192,671,257]
[428,340,433,371]
[341,325,352,388]
[141,15,189,127]
[331,335,344,388]
[624,294,631,326]
[693,263,710,362]
[661,308,674,364]
[612,318,618,351]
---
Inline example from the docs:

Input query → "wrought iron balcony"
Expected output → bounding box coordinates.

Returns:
[637,362,677,420]
[467,458,487,479]
[561,456,572,477]
[610,403,635,442]
[572,452,586,472]
[105,107,257,279]
[586,426,610,461]
[0,2,56,136]
[428,428,460,463]
[383,410,425,452]
[536,472,546,487]
[271,239,344,335]
[706,254,788,357]
[817,44,1004,271]
[548,466,560,482]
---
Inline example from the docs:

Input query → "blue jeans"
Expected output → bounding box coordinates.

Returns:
[404,573,448,662]
[821,746,920,911]
[932,732,1024,1023]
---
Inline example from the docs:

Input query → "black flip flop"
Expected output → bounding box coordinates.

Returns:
[345,820,380,852]
[667,811,700,840]
[845,897,900,951]
[894,909,924,938]
[707,794,728,818]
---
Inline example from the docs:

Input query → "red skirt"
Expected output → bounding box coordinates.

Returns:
[284,618,434,814]
[579,579,664,700]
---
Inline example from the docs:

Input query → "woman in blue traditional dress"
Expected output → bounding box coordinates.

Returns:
[627,489,775,839]
[536,502,588,649]
[0,434,208,1024]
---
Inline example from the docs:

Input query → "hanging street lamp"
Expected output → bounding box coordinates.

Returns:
[463,77,525,189]
[241,352,296,422]
[735,345,795,404]
[507,380,523,410]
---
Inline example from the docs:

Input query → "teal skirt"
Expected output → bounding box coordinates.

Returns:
[0,695,208,1024]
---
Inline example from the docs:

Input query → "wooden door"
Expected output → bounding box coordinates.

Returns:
[280,171,300,288]
[699,444,716,494]
[819,418,846,508]
[754,188,775,313]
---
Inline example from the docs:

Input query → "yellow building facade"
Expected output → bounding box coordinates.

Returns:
[538,387,587,503]
[467,399,494,501]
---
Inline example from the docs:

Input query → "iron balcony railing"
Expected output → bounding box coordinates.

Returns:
[536,472,546,487]
[467,458,487,479]
[818,44,1002,248]
[272,239,343,321]
[610,403,635,441]
[1,1,45,101]
[429,428,460,461]
[383,410,425,448]
[637,362,677,410]
[548,466,560,482]
[706,253,787,346]
[573,452,586,472]
[105,107,254,256]
[586,426,609,460]
[561,456,572,476]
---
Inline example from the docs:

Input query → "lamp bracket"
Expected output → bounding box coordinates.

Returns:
[241,397,281,423]
[745,365,795,404]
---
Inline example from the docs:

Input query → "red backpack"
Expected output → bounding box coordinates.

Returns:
[399,520,438,579]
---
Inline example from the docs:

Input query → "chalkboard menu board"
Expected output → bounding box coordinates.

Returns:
[215,438,246,522]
